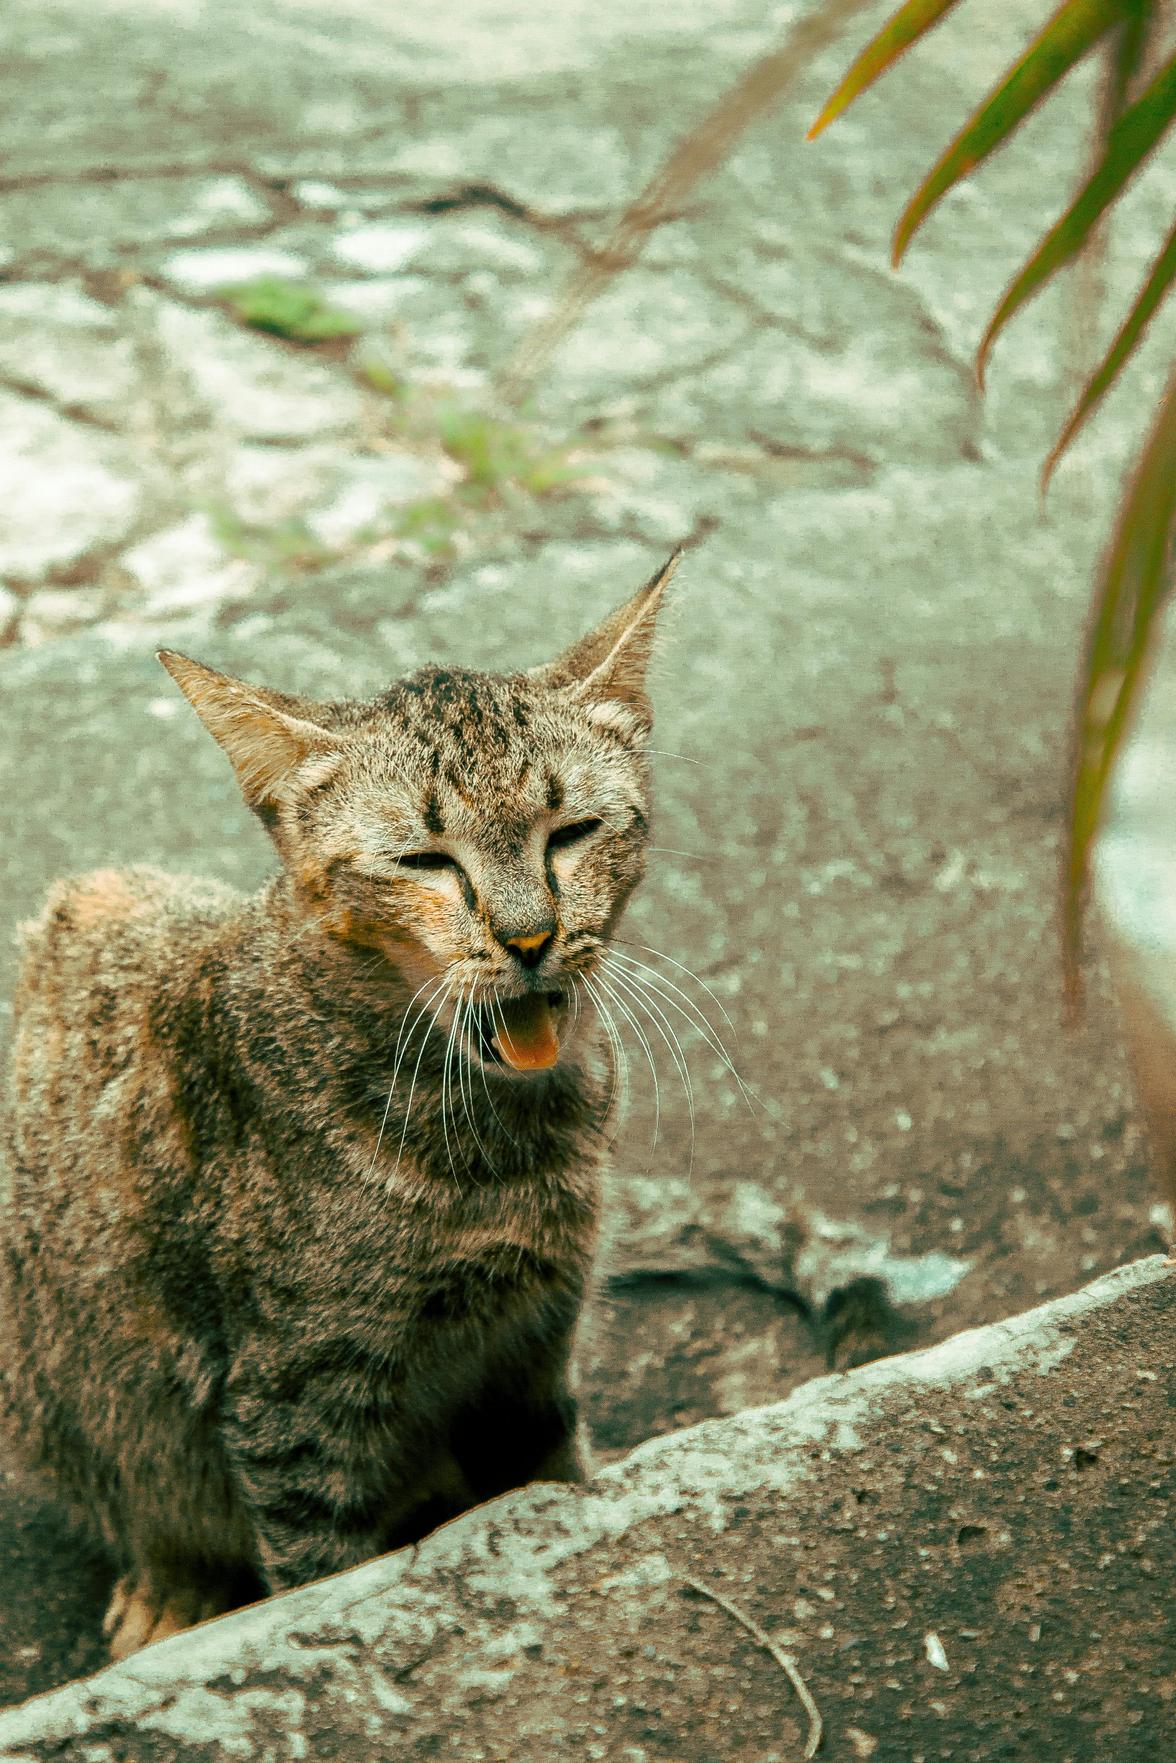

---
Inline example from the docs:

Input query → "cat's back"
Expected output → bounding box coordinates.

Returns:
[12,864,238,1029]
[5,865,242,1172]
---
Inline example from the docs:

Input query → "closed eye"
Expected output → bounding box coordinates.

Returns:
[547,818,603,851]
[397,851,460,873]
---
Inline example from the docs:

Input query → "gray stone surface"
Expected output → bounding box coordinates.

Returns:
[1,0,1175,1727]
[1,1258,1171,1760]
[143,296,365,442]
[0,392,142,581]
[0,175,271,265]
[0,283,140,422]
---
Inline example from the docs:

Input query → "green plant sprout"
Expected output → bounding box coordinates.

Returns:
[222,276,363,343]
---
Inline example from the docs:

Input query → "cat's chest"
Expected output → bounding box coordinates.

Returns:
[305,1164,600,1336]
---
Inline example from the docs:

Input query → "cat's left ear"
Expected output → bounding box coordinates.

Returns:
[157,651,343,820]
[533,549,679,733]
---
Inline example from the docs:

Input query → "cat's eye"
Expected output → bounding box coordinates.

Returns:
[547,818,603,852]
[397,851,458,873]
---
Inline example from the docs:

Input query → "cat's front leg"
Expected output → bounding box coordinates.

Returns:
[223,1353,463,1592]
[451,1367,592,1502]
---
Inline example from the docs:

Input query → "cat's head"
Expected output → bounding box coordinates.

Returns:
[159,553,676,1076]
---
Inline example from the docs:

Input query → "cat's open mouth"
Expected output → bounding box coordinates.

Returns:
[474,991,564,1073]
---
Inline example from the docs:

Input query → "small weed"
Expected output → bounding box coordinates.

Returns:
[207,505,334,571]
[390,497,464,562]
[354,338,407,399]
[222,276,363,343]
[436,406,579,496]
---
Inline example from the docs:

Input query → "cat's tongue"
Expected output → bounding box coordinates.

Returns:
[492,993,560,1072]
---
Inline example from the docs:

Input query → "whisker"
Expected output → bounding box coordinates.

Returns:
[593,969,662,1150]
[609,951,734,1055]
[583,973,629,1122]
[392,973,456,1183]
[641,747,705,766]
[472,1004,516,1147]
[439,988,466,1182]
[600,957,696,1172]
[607,949,755,1114]
[389,971,452,1086]
[613,940,739,1036]
[367,969,452,1181]
[649,847,714,862]
[456,990,495,1177]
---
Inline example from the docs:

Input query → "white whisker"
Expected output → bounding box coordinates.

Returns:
[391,972,456,1184]
[455,990,495,1177]
[614,940,739,1036]
[439,987,465,1181]
[582,973,629,1122]
[473,998,516,1146]
[593,968,661,1150]
[641,747,704,766]
[367,969,452,1182]
[600,956,696,1171]
[608,947,754,1114]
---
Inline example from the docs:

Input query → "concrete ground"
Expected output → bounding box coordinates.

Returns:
[4,1260,1173,1761]
[1,0,1174,1729]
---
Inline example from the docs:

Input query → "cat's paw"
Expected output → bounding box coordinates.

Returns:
[102,1573,229,1660]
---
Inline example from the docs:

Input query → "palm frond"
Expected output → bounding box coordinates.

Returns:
[1045,218,1176,485]
[1064,370,1176,1007]
[807,0,964,140]
[892,0,1125,265]
[501,0,878,398]
[1063,4,1158,410]
[1100,0,1153,129]
[978,47,1176,380]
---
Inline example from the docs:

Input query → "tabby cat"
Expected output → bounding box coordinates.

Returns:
[0,554,676,1659]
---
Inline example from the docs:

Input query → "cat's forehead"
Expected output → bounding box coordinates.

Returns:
[353,664,615,822]
[377,665,541,756]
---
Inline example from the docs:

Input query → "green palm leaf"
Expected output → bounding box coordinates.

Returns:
[1064,370,1176,1005]
[1044,218,1176,486]
[1100,0,1153,129]
[892,0,1124,265]
[978,48,1176,380]
[807,0,963,141]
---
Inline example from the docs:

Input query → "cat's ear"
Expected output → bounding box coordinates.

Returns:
[157,652,343,816]
[534,549,679,731]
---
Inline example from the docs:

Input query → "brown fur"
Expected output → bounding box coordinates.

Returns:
[0,556,677,1658]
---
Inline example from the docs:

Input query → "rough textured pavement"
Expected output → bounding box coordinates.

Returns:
[2,1259,1172,1761]
[2,0,1175,1731]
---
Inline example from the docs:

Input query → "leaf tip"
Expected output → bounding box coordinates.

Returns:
[891,205,919,268]
[975,324,996,389]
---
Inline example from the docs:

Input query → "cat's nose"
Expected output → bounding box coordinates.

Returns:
[501,929,555,969]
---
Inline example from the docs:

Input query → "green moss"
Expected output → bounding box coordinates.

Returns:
[206,505,334,570]
[389,497,464,561]
[436,406,579,495]
[222,276,363,343]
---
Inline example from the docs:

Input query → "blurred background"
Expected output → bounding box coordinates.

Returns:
[2,0,1175,1704]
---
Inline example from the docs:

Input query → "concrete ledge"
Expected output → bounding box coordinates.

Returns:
[1,1257,1171,1761]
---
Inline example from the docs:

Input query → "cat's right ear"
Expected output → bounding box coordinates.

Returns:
[157,652,343,818]
[530,550,679,733]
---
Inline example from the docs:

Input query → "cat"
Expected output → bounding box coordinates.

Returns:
[0,552,678,1661]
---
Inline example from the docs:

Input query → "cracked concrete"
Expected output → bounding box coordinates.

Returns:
[2,1259,1171,1761]
[1,0,1175,1739]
